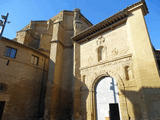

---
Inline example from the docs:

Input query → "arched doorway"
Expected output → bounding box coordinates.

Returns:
[95,76,121,120]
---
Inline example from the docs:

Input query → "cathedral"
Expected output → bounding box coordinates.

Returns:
[0,0,160,120]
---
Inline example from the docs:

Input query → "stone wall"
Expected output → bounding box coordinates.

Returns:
[78,22,134,120]
[0,38,49,120]
[16,21,51,53]
[45,9,92,120]
[1,1,160,120]
[73,1,160,120]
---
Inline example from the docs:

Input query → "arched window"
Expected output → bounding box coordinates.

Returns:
[97,46,104,61]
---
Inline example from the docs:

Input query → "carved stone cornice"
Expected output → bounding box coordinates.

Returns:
[124,0,148,15]
[80,54,132,70]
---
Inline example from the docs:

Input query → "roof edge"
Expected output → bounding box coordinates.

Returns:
[124,0,149,16]
[50,9,93,26]
[72,10,129,43]
[1,37,49,58]
[72,0,148,43]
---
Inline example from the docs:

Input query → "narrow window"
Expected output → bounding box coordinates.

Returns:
[97,46,104,61]
[31,55,39,65]
[5,47,17,58]
[0,83,4,92]
[0,84,3,91]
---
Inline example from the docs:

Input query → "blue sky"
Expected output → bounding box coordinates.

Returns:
[0,0,160,49]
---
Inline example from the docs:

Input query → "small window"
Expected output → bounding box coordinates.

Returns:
[0,83,6,92]
[5,47,17,58]
[31,55,39,65]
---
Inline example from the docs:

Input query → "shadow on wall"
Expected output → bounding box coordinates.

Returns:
[121,87,160,120]
[44,58,78,120]
[43,59,55,120]
[79,81,89,120]
[44,62,160,120]
[2,66,48,120]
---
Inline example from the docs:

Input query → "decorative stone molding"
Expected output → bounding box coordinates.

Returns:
[122,62,134,81]
[80,54,132,70]
[96,36,105,45]
[53,13,63,24]
[73,8,85,36]
[112,48,119,56]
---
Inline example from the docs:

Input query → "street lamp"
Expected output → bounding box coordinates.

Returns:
[0,13,10,40]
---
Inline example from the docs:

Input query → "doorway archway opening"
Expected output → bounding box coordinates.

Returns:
[94,76,121,120]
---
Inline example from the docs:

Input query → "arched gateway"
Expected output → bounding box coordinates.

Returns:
[72,1,160,120]
[95,77,121,120]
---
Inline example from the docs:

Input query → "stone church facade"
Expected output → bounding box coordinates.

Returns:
[0,0,160,120]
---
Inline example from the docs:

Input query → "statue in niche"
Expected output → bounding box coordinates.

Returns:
[73,8,84,35]
[124,66,133,80]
